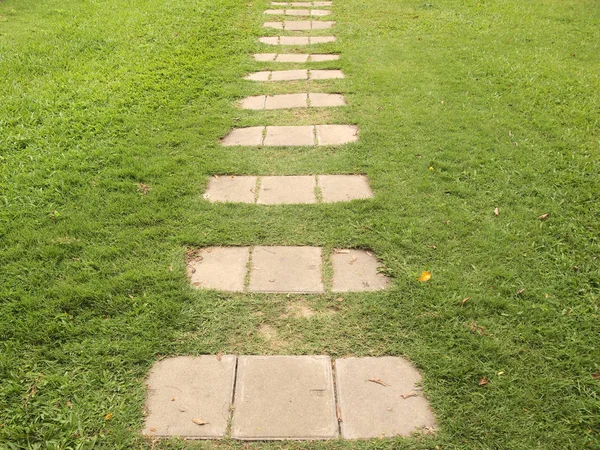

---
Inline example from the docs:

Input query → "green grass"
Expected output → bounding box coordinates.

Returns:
[1,0,599,448]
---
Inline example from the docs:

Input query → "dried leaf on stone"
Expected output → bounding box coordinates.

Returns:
[368,378,389,387]
[192,418,209,426]
[149,427,156,432]
[335,249,350,254]
[216,352,223,361]
[479,378,489,386]
[349,256,358,265]
[538,213,550,221]
[337,405,343,422]
[417,271,432,282]
[401,391,418,399]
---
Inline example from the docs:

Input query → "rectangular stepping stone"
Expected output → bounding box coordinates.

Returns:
[187,247,250,292]
[204,175,257,203]
[244,70,344,81]
[318,174,373,202]
[232,356,338,439]
[331,249,389,292]
[222,125,357,146]
[253,53,340,62]
[272,2,333,6]
[264,9,332,16]
[263,20,335,30]
[259,36,336,45]
[257,175,316,204]
[335,357,436,439]
[248,246,324,293]
[239,93,346,110]
[316,124,358,145]
[203,175,371,204]
[143,356,237,439]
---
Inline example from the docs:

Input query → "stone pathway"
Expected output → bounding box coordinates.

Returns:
[187,247,389,293]
[239,93,346,109]
[143,356,436,440]
[253,53,339,62]
[142,0,438,441]
[221,125,358,146]
[204,175,371,203]
[244,69,344,81]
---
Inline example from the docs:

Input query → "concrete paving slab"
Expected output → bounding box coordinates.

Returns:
[272,1,333,5]
[245,71,271,81]
[284,20,313,30]
[248,246,324,293]
[143,356,237,439]
[310,54,340,61]
[264,9,285,14]
[335,357,436,439]
[310,36,336,44]
[232,356,337,439]
[309,93,346,107]
[263,21,284,30]
[240,95,266,110]
[275,53,310,62]
[313,1,333,5]
[278,36,311,45]
[263,126,315,146]
[316,124,358,145]
[285,9,311,15]
[319,124,359,145]
[270,69,309,81]
[257,175,316,204]
[311,20,335,29]
[318,175,373,202]
[188,247,250,292]
[254,53,277,61]
[310,69,344,79]
[311,9,331,16]
[259,36,280,45]
[331,249,389,292]
[204,176,257,203]
[221,127,264,146]
[265,93,308,109]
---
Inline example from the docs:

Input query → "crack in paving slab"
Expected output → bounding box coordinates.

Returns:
[143,356,436,440]
[186,247,388,293]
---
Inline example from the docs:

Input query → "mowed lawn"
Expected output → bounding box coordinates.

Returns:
[1,0,599,448]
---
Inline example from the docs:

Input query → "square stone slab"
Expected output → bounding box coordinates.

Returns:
[143,356,237,439]
[249,246,324,293]
[285,9,311,15]
[259,36,280,45]
[263,21,284,30]
[270,69,309,81]
[204,176,257,203]
[257,175,316,204]
[254,53,277,61]
[265,93,308,109]
[318,175,373,202]
[221,127,264,146]
[275,53,309,62]
[232,356,338,440]
[245,71,271,81]
[239,95,266,110]
[310,69,344,80]
[188,247,250,291]
[309,93,346,107]
[331,249,389,292]
[335,357,436,439]
[310,54,340,61]
[311,20,335,29]
[263,126,315,146]
[316,124,358,145]
[278,36,311,45]
[310,36,336,44]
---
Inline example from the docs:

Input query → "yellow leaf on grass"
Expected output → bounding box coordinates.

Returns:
[105,413,113,421]
[417,271,432,282]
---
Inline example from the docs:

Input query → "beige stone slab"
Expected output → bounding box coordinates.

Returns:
[310,69,344,80]
[232,356,337,440]
[279,36,310,45]
[309,93,346,107]
[311,36,336,44]
[331,249,389,292]
[265,93,308,109]
[311,9,331,16]
[188,247,250,292]
[285,9,311,15]
[284,20,313,30]
[257,175,316,204]
[318,175,373,202]
[311,20,335,29]
[143,356,237,439]
[204,176,257,203]
[270,69,309,81]
[264,9,285,14]
[275,53,310,62]
[309,54,340,61]
[264,126,315,146]
[259,36,280,45]
[316,124,358,145]
[313,2,333,5]
[249,246,324,293]
[335,357,436,439]
[221,127,264,146]
[253,53,277,61]
[239,95,266,110]
[272,1,333,5]
[245,71,271,81]
[263,21,284,30]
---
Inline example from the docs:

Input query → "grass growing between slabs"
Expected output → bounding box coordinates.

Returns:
[0,0,599,448]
